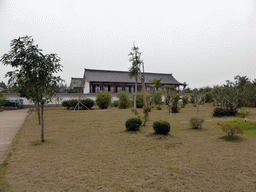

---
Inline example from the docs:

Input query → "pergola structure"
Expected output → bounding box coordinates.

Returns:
[70,68,184,94]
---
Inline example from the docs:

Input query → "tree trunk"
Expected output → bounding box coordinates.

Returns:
[35,85,41,125]
[141,76,148,126]
[41,103,45,142]
[142,78,147,108]
[134,73,137,109]
[169,105,172,116]
[37,102,41,125]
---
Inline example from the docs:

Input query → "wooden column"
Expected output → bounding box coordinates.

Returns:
[90,84,93,93]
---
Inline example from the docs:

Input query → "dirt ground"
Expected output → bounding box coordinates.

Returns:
[1,105,256,191]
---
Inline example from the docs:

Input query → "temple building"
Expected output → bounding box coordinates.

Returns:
[70,68,184,94]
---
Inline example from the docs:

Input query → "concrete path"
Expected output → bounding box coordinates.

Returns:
[0,109,28,164]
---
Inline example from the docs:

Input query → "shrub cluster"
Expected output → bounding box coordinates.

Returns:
[116,91,130,109]
[0,93,8,107]
[204,92,214,103]
[171,103,180,113]
[96,91,112,109]
[171,95,181,113]
[190,117,204,129]
[213,107,237,117]
[132,92,152,108]
[153,91,163,105]
[181,96,189,108]
[240,107,249,118]
[153,120,171,135]
[62,99,94,110]
[125,117,142,131]
[156,105,163,110]
[132,92,144,108]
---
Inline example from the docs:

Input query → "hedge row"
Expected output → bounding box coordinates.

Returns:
[213,107,237,117]
[62,99,95,110]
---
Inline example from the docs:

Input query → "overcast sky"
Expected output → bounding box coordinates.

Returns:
[0,0,255,88]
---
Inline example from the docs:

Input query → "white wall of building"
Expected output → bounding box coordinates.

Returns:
[84,81,90,94]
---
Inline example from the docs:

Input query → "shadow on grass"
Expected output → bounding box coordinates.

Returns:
[219,135,245,142]
[188,127,207,131]
[30,140,50,146]
[0,162,11,191]
[146,132,174,139]
[121,130,141,134]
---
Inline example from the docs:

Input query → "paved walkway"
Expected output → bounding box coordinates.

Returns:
[0,109,28,164]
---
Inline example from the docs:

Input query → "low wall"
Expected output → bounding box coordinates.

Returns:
[3,93,118,107]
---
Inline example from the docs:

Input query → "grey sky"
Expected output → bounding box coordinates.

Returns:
[0,0,255,88]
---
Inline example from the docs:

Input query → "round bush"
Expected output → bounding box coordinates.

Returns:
[96,91,112,109]
[222,122,243,138]
[190,117,204,129]
[153,120,171,135]
[125,117,142,131]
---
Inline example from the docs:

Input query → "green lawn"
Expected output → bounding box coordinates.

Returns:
[1,104,256,191]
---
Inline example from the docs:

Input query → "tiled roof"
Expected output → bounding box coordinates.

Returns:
[84,68,183,85]
[70,78,83,88]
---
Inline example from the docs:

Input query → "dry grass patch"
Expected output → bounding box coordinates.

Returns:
[1,104,256,191]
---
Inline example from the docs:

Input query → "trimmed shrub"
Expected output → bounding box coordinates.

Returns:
[70,99,79,108]
[190,117,204,129]
[116,91,130,109]
[213,107,237,117]
[96,91,112,109]
[80,99,95,109]
[153,120,171,135]
[125,117,142,131]
[62,100,70,109]
[222,121,243,138]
